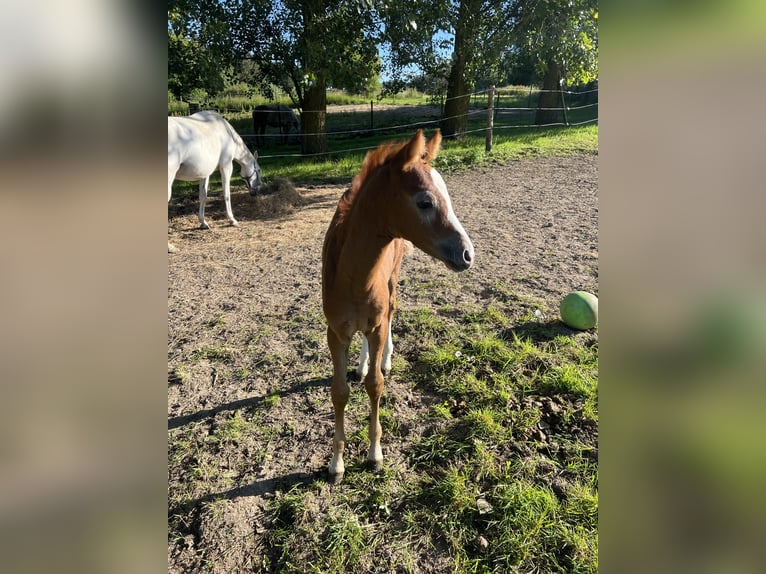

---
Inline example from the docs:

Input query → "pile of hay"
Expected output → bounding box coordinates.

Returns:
[244,177,306,218]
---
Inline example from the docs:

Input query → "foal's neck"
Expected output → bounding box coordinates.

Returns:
[339,176,398,275]
[351,172,396,234]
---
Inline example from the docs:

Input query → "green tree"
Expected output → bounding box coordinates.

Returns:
[382,0,519,138]
[382,0,597,133]
[168,1,379,155]
[513,0,598,124]
[168,0,272,100]
[168,1,227,99]
[240,0,380,155]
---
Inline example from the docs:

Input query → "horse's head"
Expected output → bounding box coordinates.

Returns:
[387,130,474,271]
[243,151,264,196]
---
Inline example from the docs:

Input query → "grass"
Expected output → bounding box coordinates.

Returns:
[190,345,234,363]
[169,84,597,198]
[398,288,597,572]
[167,98,598,569]
[246,124,597,188]
[169,87,431,116]
[170,124,596,199]
[168,273,598,572]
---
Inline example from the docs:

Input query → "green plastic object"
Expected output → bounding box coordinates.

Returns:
[560,291,598,330]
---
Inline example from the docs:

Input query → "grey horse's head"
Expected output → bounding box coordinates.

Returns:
[242,151,264,196]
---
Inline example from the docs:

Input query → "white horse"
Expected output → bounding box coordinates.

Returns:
[168,110,264,232]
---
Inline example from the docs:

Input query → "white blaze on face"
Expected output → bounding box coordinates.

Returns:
[430,167,470,239]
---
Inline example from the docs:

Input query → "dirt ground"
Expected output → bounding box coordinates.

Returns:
[167,154,597,571]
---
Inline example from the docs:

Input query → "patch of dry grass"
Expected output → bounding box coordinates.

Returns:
[244,178,306,219]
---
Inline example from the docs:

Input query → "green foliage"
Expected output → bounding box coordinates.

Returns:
[247,1,381,107]
[168,0,261,98]
[515,0,598,86]
[168,32,226,99]
[168,1,597,138]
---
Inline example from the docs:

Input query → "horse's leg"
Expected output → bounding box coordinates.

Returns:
[382,268,399,374]
[363,322,388,471]
[328,327,350,482]
[198,177,210,229]
[220,163,238,227]
[356,335,369,379]
[168,177,178,253]
[357,323,391,378]
[382,320,394,375]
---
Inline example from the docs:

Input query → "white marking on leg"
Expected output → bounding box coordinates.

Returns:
[329,451,345,476]
[382,320,393,373]
[221,164,238,226]
[330,398,346,476]
[357,334,370,378]
[198,177,210,229]
[367,385,383,466]
[368,442,382,464]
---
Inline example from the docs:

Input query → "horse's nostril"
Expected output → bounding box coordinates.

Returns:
[463,249,472,263]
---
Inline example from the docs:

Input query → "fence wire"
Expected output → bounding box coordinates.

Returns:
[233,85,598,159]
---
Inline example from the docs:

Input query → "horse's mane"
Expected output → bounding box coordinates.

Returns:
[215,114,252,159]
[335,132,436,228]
[334,142,405,226]
[224,121,245,147]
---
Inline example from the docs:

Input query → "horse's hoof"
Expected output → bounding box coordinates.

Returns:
[366,459,383,473]
[200,223,210,230]
[230,221,239,227]
[168,243,179,254]
[328,470,344,485]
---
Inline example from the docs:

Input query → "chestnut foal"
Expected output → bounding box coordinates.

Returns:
[321,129,475,482]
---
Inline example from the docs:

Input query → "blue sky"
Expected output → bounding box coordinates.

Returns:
[378,30,454,82]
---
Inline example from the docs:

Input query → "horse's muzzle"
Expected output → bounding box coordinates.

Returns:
[246,175,263,196]
[439,236,475,272]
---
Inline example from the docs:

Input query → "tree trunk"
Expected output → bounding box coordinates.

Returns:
[441,0,476,139]
[442,52,469,139]
[535,61,562,125]
[301,76,327,156]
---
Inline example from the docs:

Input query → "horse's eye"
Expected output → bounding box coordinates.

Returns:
[416,198,434,210]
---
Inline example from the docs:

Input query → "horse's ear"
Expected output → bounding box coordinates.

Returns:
[400,129,426,170]
[424,129,442,163]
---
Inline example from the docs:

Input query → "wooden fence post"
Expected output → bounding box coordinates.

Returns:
[485,85,495,152]
[370,100,374,130]
[560,83,569,126]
